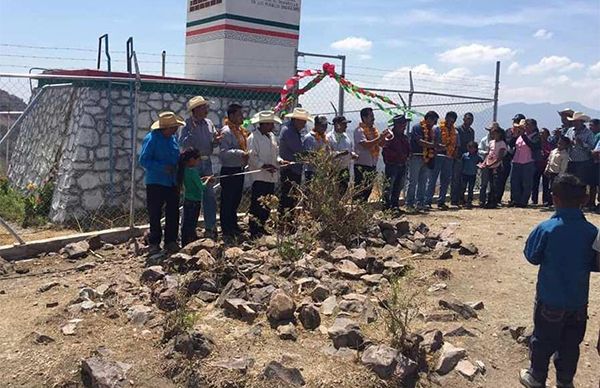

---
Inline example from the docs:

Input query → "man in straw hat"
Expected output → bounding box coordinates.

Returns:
[279,107,313,213]
[219,103,249,238]
[180,96,222,238]
[565,112,595,195]
[139,111,186,254]
[327,115,356,194]
[247,111,285,238]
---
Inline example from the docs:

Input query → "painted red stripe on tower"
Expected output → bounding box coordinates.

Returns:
[186,23,299,40]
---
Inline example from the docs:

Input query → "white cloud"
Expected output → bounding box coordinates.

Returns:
[507,62,520,75]
[533,29,553,40]
[589,61,600,78]
[519,56,584,75]
[330,37,373,52]
[437,44,516,65]
[543,75,570,85]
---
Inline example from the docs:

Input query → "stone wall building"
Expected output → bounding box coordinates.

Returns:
[7,70,279,225]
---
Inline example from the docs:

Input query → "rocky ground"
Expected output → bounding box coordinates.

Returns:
[0,207,599,388]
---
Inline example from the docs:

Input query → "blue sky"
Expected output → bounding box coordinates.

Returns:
[0,0,599,108]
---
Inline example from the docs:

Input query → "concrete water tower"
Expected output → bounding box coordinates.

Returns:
[185,0,301,85]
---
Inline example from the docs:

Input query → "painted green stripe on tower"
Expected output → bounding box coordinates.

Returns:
[186,13,300,31]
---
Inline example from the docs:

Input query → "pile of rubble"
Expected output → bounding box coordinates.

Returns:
[18,216,506,387]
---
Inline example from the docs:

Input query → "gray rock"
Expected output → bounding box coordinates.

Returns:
[196,291,219,303]
[222,298,259,322]
[223,247,244,260]
[81,356,132,388]
[298,304,321,330]
[213,356,254,373]
[31,331,55,345]
[38,281,60,293]
[263,361,305,387]
[126,305,153,326]
[475,360,486,374]
[336,260,367,279]
[267,290,296,323]
[467,301,485,310]
[438,298,478,319]
[361,274,383,286]
[76,262,97,272]
[321,296,337,316]
[180,238,220,257]
[435,342,467,375]
[156,287,178,312]
[432,247,452,260]
[427,283,447,293]
[215,279,246,307]
[459,243,478,255]
[329,245,351,262]
[327,317,365,350]
[173,330,214,359]
[294,277,320,294]
[193,250,216,271]
[185,273,218,295]
[456,359,479,381]
[423,311,458,322]
[445,237,462,248]
[339,300,364,314]
[348,248,369,268]
[248,285,277,305]
[321,345,356,360]
[444,324,477,337]
[140,266,165,283]
[381,228,398,245]
[62,240,89,260]
[277,323,298,341]
[396,219,411,236]
[310,284,330,302]
[420,330,444,353]
[432,268,453,280]
[361,344,418,380]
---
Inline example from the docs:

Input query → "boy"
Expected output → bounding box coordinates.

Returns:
[520,174,600,388]
[460,141,482,208]
[544,136,571,207]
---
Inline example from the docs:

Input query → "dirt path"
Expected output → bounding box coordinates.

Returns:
[0,207,598,387]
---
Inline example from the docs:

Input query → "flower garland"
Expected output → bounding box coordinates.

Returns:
[360,122,380,158]
[313,131,328,145]
[224,118,249,152]
[421,120,435,163]
[439,120,457,158]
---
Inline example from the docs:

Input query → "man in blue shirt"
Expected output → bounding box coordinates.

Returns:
[179,96,222,238]
[139,111,185,254]
[520,174,599,388]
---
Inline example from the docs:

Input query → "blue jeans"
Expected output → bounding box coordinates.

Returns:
[384,163,407,209]
[406,156,431,208]
[196,159,216,231]
[529,301,587,385]
[181,199,201,246]
[426,155,454,206]
[511,162,535,206]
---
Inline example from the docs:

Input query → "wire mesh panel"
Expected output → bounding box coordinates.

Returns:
[0,61,498,243]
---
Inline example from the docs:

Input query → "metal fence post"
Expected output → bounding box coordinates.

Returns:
[161,51,166,77]
[339,55,346,116]
[493,61,501,122]
[407,71,415,132]
[129,52,141,229]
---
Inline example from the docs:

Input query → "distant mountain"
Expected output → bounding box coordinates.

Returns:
[477,101,600,140]
[0,89,26,112]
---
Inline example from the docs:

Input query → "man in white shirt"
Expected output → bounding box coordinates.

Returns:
[327,115,357,193]
[478,122,494,207]
[247,111,287,238]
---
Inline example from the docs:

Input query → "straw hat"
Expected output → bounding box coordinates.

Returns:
[557,108,574,116]
[187,96,210,111]
[567,112,591,122]
[150,111,186,130]
[250,110,283,125]
[284,107,314,122]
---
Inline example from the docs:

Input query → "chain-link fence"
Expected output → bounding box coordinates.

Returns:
[0,57,498,243]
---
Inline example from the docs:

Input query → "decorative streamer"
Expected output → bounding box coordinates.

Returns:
[272,63,423,119]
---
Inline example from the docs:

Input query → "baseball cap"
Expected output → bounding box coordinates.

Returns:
[331,116,352,125]
[314,115,329,126]
[512,113,526,122]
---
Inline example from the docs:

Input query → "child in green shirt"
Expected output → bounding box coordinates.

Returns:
[178,148,213,246]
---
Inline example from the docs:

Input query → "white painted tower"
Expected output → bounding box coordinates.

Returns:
[185,0,301,85]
